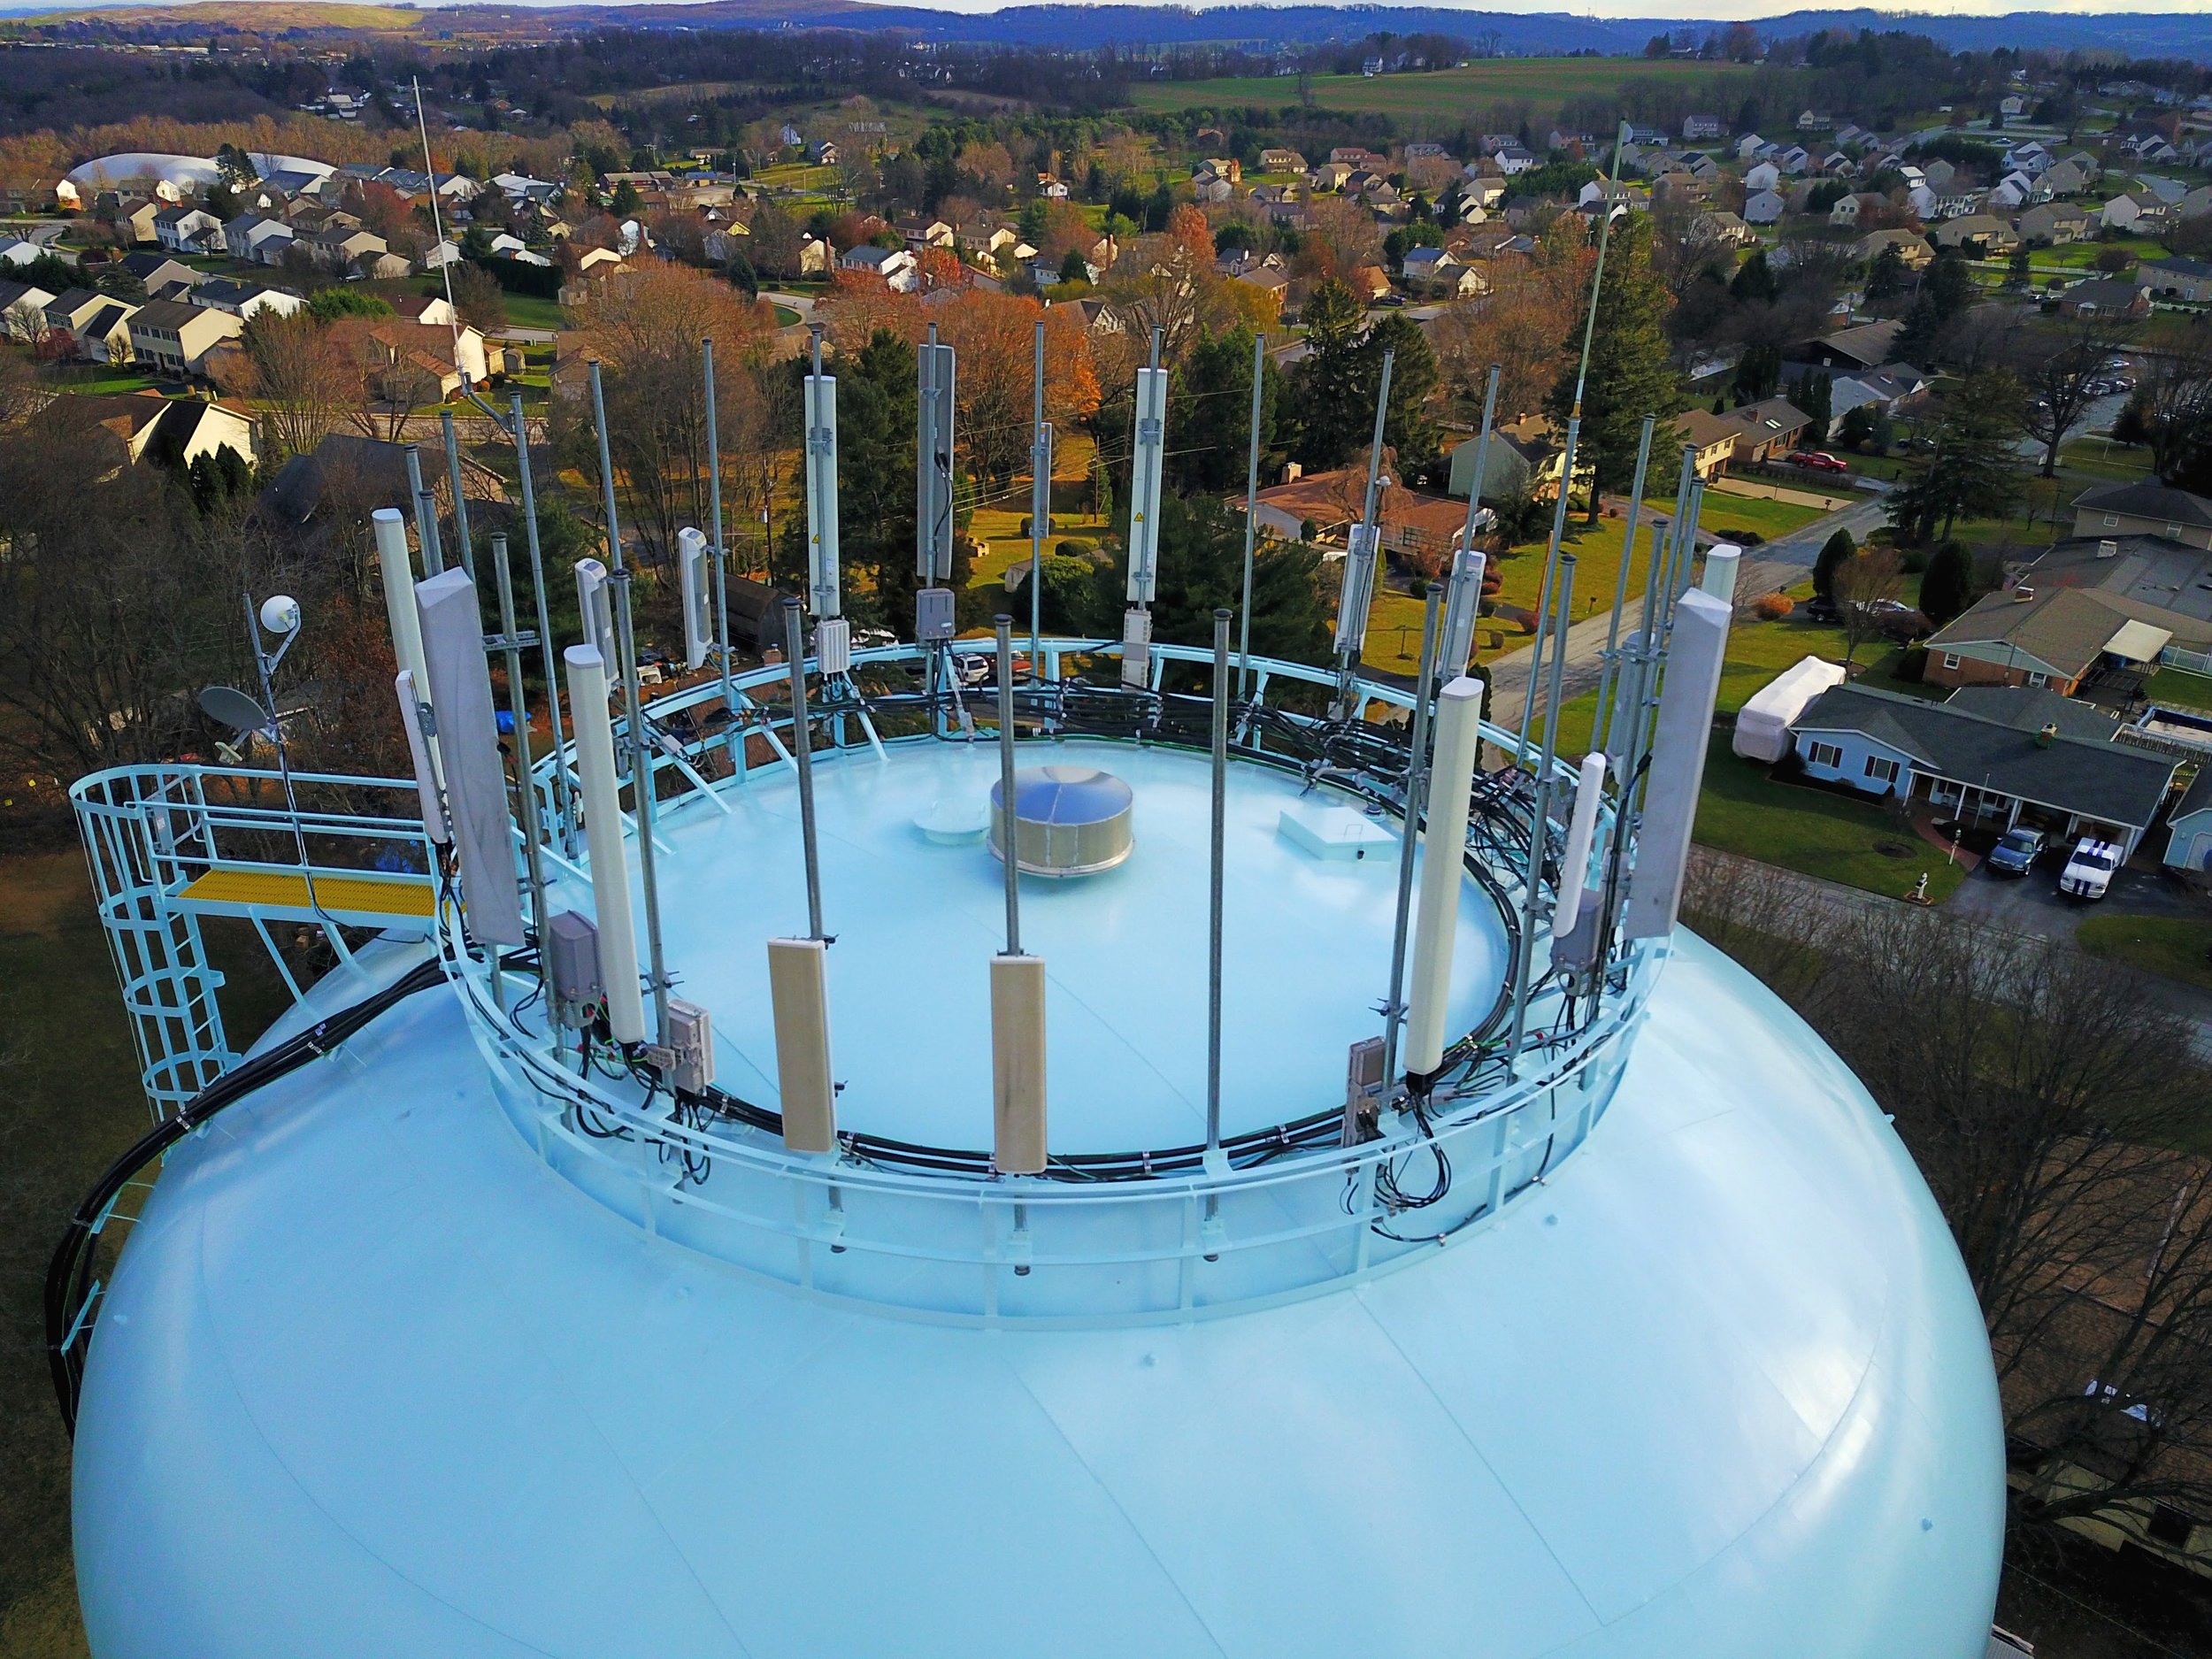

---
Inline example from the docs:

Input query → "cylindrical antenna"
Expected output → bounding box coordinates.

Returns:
[703,336,733,726]
[1402,675,1486,1087]
[373,507,430,710]
[1551,751,1609,937]
[590,358,668,1041]
[1508,551,1578,1072]
[489,531,550,1009]
[1381,589,1440,1083]
[1030,319,1047,666]
[1205,606,1232,1156]
[565,643,645,1046]
[1333,349,1395,682]
[803,326,841,621]
[995,616,1021,956]
[441,406,474,581]
[782,598,825,941]
[1515,412,1580,764]
[1700,542,1741,606]
[403,443,443,576]
[510,392,571,855]
[1237,330,1266,700]
[1590,414,1656,761]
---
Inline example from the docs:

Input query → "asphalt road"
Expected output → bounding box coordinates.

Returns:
[1483,484,1894,731]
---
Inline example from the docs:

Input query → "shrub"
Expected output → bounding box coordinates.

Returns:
[1900,547,1930,574]
[1718,528,1764,547]
[1054,538,1098,561]
[1754,592,1794,620]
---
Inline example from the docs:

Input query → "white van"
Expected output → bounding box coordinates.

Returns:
[2058,835,2122,901]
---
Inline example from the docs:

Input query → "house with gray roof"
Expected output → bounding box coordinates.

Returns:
[1787,683,2179,856]
[2167,766,2212,875]
[2073,481,2212,551]
[1922,583,2190,697]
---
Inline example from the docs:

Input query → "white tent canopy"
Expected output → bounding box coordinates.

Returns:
[1734,655,1848,763]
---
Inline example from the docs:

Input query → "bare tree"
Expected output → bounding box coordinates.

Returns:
[1832,545,1903,667]
[214,310,357,465]
[2021,313,2127,479]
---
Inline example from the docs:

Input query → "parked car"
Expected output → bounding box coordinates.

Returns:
[1985,826,2047,876]
[2058,834,2122,900]
[1787,450,1849,474]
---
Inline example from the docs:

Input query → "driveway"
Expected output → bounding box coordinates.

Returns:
[1944,853,2205,940]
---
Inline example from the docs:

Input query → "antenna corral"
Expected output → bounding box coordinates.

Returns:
[54,253,2006,1659]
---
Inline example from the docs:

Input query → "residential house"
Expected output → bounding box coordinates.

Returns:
[1735,134,1768,160]
[1310,162,1355,193]
[2099,191,2170,234]
[189,279,304,321]
[895,217,956,250]
[1851,229,1935,270]
[1827,192,1886,227]
[2039,157,2093,197]
[118,198,164,244]
[1330,147,1387,171]
[1788,684,2177,857]
[840,243,918,292]
[1744,190,1786,227]
[117,252,203,301]
[1447,415,1591,503]
[1932,213,2019,254]
[1923,586,2180,695]
[307,227,390,274]
[1775,146,1811,174]
[2016,202,2091,245]
[221,213,296,265]
[152,206,223,254]
[2057,277,2151,321]
[1689,211,1755,249]
[127,298,242,377]
[257,432,504,549]
[329,315,490,402]
[1258,149,1307,173]
[1786,319,1903,373]
[1831,362,1934,424]
[1247,469,1486,565]
[1682,113,1727,142]
[42,289,138,361]
[1674,409,1740,480]
[2142,257,2212,303]
[1034,174,1070,200]
[1744,160,1782,194]
[0,280,58,339]
[60,390,256,472]
[2073,482,2212,551]
[2167,768,2212,875]
[1719,396,1813,463]
[2179,186,2212,223]
[1399,246,1461,288]
[1493,147,1537,176]
[1796,111,1833,131]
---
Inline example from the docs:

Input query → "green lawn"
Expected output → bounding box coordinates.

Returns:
[495,293,565,333]
[2076,914,2212,995]
[2147,667,2212,712]
[1696,745,1968,902]
[1124,58,1755,124]
[771,303,802,328]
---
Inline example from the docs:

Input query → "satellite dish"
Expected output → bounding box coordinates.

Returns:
[199,685,274,740]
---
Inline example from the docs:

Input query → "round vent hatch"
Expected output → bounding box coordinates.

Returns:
[988,765,1134,877]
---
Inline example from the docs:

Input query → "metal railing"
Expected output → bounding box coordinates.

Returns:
[67,641,1655,1325]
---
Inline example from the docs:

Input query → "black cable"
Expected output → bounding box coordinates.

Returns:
[45,957,449,1436]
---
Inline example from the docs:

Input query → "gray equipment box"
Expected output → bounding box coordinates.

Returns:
[916,587,956,643]
[548,910,603,1024]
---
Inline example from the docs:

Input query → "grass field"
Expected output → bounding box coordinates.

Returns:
[2147,668,2212,712]
[0,849,297,1657]
[2076,913,2212,995]
[1123,58,1754,126]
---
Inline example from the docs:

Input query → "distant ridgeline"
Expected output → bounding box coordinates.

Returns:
[6,2,2212,61]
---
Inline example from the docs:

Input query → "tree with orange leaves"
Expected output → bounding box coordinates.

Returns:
[818,267,923,352]
[931,288,1100,486]
[561,262,776,567]
[915,245,968,293]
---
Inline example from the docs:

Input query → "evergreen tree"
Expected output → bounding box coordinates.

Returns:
[1813,527,1856,600]
[826,328,924,629]
[1362,311,1440,467]
[1886,369,2028,544]
[1544,216,1683,521]
[1081,493,1332,665]
[1918,539,1976,625]
[1729,250,1777,304]
[1793,372,1833,442]
[1168,323,1279,495]
[1732,343,1781,405]
[1286,279,1371,470]
[1864,242,1909,313]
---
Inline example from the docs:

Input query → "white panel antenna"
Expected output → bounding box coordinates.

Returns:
[573,557,617,666]
[1437,547,1487,680]
[1334,522,1379,657]
[677,527,712,672]
[803,367,841,618]
[1402,676,1486,1081]
[565,644,647,1044]
[415,568,525,948]
[1624,589,1732,940]
[1126,365,1168,603]
[1550,752,1609,937]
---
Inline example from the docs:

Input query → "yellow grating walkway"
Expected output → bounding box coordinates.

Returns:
[179,867,435,919]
